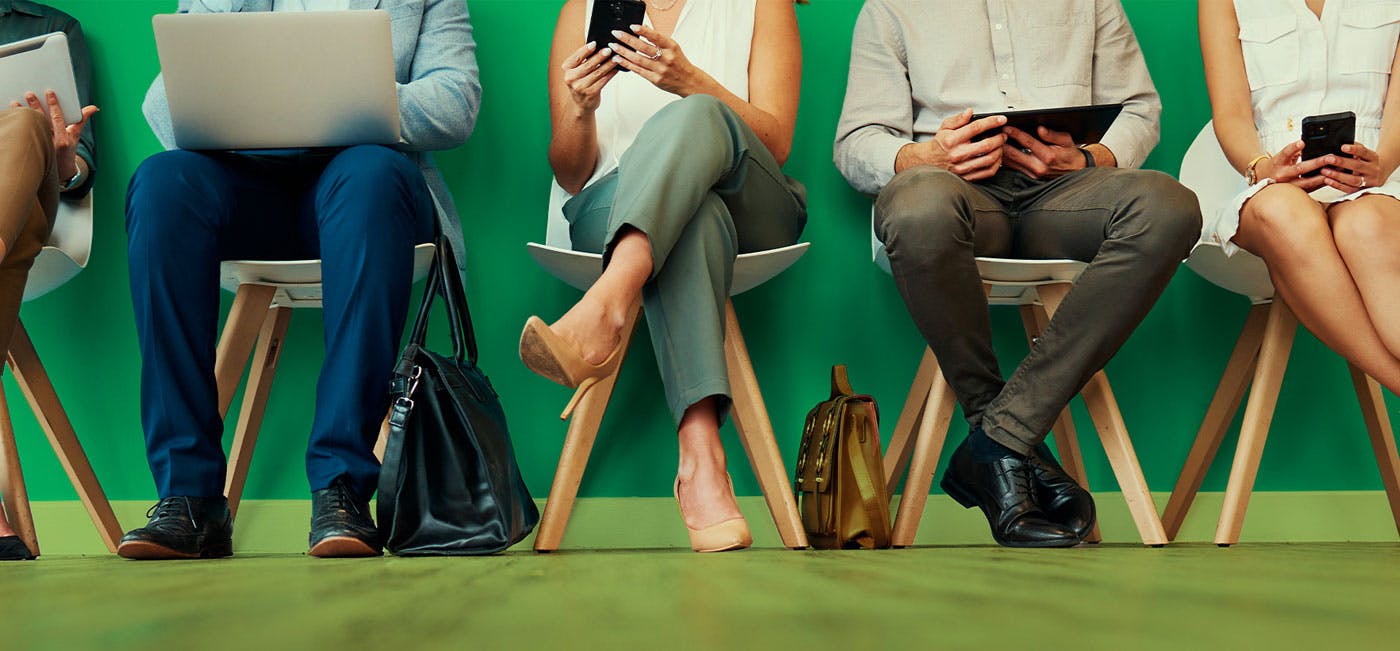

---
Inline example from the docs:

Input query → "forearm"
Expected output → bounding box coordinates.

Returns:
[1085,143,1117,168]
[1213,111,1269,176]
[549,107,601,194]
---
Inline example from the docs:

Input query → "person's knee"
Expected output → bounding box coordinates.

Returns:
[318,146,428,231]
[3,107,51,143]
[1240,183,1329,254]
[324,145,418,188]
[1331,199,1396,260]
[1116,171,1202,258]
[875,167,972,249]
[651,94,728,138]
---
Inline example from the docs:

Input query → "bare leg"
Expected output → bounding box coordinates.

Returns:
[0,507,13,537]
[549,228,653,365]
[1329,196,1400,360]
[1232,184,1400,390]
[675,397,744,528]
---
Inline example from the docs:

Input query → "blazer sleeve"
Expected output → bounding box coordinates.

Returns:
[395,0,481,152]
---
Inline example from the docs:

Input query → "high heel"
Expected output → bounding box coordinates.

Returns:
[518,316,625,420]
[674,474,752,553]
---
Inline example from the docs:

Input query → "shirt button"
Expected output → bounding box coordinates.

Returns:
[1001,73,1010,80]
[995,23,1004,30]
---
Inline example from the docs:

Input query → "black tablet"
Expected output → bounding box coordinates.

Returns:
[968,104,1124,145]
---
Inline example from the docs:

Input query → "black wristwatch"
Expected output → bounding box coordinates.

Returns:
[1079,145,1096,169]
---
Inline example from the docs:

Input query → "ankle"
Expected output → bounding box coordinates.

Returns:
[966,426,1022,462]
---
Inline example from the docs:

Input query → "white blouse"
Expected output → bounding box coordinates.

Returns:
[547,0,757,242]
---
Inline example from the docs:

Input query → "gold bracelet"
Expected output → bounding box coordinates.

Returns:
[1246,154,1271,185]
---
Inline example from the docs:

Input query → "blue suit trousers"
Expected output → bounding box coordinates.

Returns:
[125,145,436,500]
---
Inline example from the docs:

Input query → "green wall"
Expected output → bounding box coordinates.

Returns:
[11,0,1397,503]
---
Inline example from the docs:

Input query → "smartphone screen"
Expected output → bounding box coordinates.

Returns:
[586,0,647,54]
[1300,111,1356,178]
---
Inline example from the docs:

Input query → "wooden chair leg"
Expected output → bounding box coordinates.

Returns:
[889,369,957,547]
[1161,303,1269,539]
[1021,305,1101,543]
[373,415,390,463]
[216,284,277,418]
[534,303,641,552]
[224,307,292,520]
[1038,283,1167,546]
[5,321,124,553]
[884,347,939,488]
[724,300,809,549]
[0,388,38,557]
[1349,363,1400,536]
[1216,300,1297,546]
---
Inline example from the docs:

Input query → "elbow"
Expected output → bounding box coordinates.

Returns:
[771,143,792,167]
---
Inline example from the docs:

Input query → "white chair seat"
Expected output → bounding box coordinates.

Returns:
[526,241,809,296]
[874,242,1086,306]
[23,194,93,303]
[1178,121,1277,303]
[219,242,437,308]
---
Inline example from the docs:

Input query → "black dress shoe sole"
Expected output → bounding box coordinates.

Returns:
[308,536,382,558]
[117,540,233,560]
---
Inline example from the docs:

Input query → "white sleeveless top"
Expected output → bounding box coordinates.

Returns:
[1234,0,1400,157]
[1201,0,1400,255]
[547,0,756,246]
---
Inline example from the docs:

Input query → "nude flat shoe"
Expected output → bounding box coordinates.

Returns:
[519,316,625,419]
[674,475,752,553]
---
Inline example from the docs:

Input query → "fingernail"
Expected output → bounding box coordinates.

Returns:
[612,29,624,37]
[613,56,623,63]
[630,24,642,31]
[586,41,596,49]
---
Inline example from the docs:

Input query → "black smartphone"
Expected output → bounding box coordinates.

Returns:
[587,0,647,55]
[1300,111,1356,178]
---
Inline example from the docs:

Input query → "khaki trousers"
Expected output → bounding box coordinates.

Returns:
[0,108,58,354]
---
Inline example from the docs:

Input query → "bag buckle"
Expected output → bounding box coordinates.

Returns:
[402,365,423,399]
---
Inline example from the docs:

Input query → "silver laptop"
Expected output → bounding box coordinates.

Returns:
[0,32,82,125]
[153,11,400,150]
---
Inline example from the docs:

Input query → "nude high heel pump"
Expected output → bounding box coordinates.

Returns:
[674,475,752,553]
[519,316,625,419]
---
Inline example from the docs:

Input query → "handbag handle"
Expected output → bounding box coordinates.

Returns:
[407,236,480,365]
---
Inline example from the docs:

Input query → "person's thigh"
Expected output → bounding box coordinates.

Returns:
[1013,168,1196,261]
[300,145,436,249]
[875,166,1014,257]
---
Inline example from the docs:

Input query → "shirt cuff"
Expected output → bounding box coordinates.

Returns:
[843,133,914,195]
[1098,128,1146,170]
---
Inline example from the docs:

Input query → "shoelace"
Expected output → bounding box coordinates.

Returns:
[146,496,196,528]
[325,485,360,515]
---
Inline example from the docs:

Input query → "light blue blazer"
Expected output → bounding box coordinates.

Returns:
[143,0,482,274]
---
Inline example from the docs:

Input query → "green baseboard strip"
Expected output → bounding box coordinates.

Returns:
[21,491,1400,556]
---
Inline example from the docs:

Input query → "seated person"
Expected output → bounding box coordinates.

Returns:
[0,0,98,561]
[119,0,480,560]
[519,0,805,552]
[1200,0,1400,393]
[834,0,1201,547]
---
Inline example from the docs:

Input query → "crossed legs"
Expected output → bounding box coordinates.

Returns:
[1231,185,1400,391]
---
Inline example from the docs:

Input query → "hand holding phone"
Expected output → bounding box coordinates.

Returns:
[1300,112,1355,178]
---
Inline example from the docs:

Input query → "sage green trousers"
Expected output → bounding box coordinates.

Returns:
[564,95,807,423]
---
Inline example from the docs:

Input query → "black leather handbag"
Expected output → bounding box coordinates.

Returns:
[376,237,539,555]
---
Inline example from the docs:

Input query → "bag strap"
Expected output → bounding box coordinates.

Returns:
[405,236,480,365]
[830,364,855,400]
[847,404,892,548]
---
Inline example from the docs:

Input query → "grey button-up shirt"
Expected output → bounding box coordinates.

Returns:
[834,0,1162,195]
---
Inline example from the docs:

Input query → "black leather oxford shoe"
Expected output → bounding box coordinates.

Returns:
[118,496,233,560]
[308,477,382,558]
[940,438,1081,548]
[1028,443,1097,540]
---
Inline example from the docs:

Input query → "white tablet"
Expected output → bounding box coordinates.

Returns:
[0,32,81,126]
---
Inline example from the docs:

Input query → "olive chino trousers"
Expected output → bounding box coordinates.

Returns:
[874,165,1202,454]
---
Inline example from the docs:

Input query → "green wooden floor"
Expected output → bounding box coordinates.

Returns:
[6,543,1399,650]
